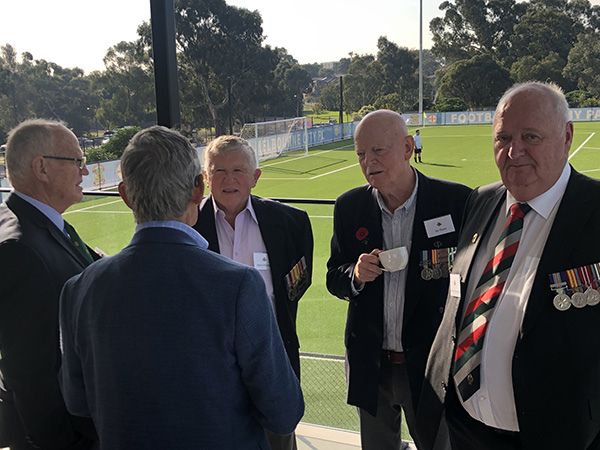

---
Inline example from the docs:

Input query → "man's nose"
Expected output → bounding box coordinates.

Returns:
[508,139,526,159]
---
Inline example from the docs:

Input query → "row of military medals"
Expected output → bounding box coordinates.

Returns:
[549,264,600,311]
[420,247,456,280]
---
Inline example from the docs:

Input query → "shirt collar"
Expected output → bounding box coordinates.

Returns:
[135,220,209,248]
[505,162,571,220]
[374,167,419,215]
[13,190,64,231]
[211,195,258,226]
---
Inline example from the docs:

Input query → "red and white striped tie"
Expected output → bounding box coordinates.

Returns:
[453,202,531,401]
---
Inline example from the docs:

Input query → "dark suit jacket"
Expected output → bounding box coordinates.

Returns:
[59,226,304,450]
[417,168,600,450]
[326,170,471,416]
[193,194,313,378]
[0,193,98,449]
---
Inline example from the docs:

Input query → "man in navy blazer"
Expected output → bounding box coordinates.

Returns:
[194,136,313,450]
[417,82,600,450]
[327,110,471,450]
[59,126,304,450]
[0,119,98,450]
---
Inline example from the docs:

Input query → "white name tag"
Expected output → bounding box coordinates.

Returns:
[450,273,461,298]
[253,252,270,271]
[424,214,455,238]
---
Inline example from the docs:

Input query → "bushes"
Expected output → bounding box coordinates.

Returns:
[86,127,141,163]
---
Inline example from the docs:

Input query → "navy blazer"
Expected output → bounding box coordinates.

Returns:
[0,193,97,448]
[326,170,472,416]
[194,194,314,378]
[418,168,600,450]
[59,226,304,450]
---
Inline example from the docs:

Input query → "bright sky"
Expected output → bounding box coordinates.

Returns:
[1,0,599,74]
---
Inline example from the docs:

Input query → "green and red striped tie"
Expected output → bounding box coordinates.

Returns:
[453,202,531,401]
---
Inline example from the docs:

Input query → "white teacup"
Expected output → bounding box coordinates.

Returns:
[378,247,409,272]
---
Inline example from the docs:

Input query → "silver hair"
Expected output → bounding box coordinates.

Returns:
[203,135,258,172]
[120,126,201,223]
[5,118,68,184]
[496,81,570,124]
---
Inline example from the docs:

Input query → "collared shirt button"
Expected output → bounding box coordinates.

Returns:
[479,395,486,401]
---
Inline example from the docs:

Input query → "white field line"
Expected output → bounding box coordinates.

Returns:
[309,215,334,219]
[580,168,600,173]
[64,198,123,215]
[309,163,360,180]
[569,132,595,161]
[65,210,131,214]
[260,150,334,168]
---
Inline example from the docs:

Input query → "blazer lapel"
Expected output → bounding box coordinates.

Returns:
[7,194,90,268]
[252,196,286,289]
[196,196,220,253]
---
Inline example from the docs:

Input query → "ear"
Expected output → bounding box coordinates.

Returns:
[564,121,574,155]
[118,182,133,210]
[31,155,49,182]
[192,174,205,205]
[404,135,415,160]
[252,168,261,188]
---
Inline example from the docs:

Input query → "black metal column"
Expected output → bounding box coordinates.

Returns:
[150,0,181,128]
[339,76,344,125]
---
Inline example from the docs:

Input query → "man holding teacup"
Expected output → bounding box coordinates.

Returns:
[326,110,471,450]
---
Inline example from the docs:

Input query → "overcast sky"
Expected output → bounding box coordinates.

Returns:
[0,0,598,74]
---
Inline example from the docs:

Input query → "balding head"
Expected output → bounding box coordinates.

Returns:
[354,109,415,211]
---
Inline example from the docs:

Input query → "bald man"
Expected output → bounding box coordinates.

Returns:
[327,110,471,450]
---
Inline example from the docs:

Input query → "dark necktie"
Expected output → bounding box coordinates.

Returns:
[63,220,94,264]
[453,202,531,402]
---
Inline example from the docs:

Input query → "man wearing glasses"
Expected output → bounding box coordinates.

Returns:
[0,119,99,449]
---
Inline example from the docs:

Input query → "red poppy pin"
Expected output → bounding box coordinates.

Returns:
[356,227,369,241]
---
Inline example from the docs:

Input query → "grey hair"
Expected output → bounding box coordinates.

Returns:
[5,118,68,184]
[496,81,570,125]
[203,135,258,171]
[120,126,201,223]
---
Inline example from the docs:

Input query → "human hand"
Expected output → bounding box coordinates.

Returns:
[353,249,383,284]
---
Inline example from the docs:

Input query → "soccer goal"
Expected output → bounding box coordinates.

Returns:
[240,117,309,163]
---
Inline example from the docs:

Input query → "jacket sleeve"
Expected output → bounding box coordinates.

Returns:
[234,267,304,434]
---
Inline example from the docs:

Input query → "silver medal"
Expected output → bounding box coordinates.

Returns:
[553,293,571,311]
[421,267,433,281]
[571,292,587,308]
[585,288,600,306]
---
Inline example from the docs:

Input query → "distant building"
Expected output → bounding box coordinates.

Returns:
[312,76,338,97]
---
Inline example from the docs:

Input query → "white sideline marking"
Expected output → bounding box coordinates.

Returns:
[260,150,333,168]
[64,199,123,215]
[309,163,360,179]
[569,133,595,160]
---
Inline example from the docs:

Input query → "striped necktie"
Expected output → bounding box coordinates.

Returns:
[63,220,94,264]
[453,202,531,402]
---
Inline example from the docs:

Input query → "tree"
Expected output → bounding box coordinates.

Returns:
[342,54,381,114]
[510,52,570,88]
[432,97,469,112]
[564,32,600,97]
[319,81,341,111]
[436,54,512,108]
[430,0,525,63]
[375,37,419,111]
[175,0,280,134]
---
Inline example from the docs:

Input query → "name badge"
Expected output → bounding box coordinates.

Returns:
[253,252,270,271]
[424,214,455,238]
[450,273,461,298]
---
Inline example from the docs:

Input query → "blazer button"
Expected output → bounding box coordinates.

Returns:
[351,331,357,338]
[438,306,444,314]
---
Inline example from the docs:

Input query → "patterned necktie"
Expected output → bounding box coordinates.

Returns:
[63,220,94,264]
[453,202,531,402]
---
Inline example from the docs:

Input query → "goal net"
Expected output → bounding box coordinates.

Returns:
[240,117,309,163]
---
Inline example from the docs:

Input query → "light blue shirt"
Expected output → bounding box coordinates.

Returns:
[135,221,209,249]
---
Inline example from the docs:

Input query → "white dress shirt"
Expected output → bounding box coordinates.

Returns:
[212,196,276,315]
[460,162,571,430]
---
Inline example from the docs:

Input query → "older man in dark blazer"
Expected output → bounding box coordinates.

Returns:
[0,119,98,450]
[327,110,471,450]
[417,82,600,450]
[59,126,304,450]
[193,135,313,450]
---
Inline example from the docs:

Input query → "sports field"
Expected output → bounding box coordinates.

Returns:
[64,122,600,432]
[66,122,600,356]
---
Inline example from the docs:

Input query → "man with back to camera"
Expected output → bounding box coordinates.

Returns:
[326,110,472,450]
[0,119,99,450]
[193,135,313,450]
[58,126,304,450]
[417,81,600,450]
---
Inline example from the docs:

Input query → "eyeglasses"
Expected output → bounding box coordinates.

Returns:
[43,155,87,170]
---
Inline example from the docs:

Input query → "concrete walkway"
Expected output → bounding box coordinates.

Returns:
[297,423,416,449]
